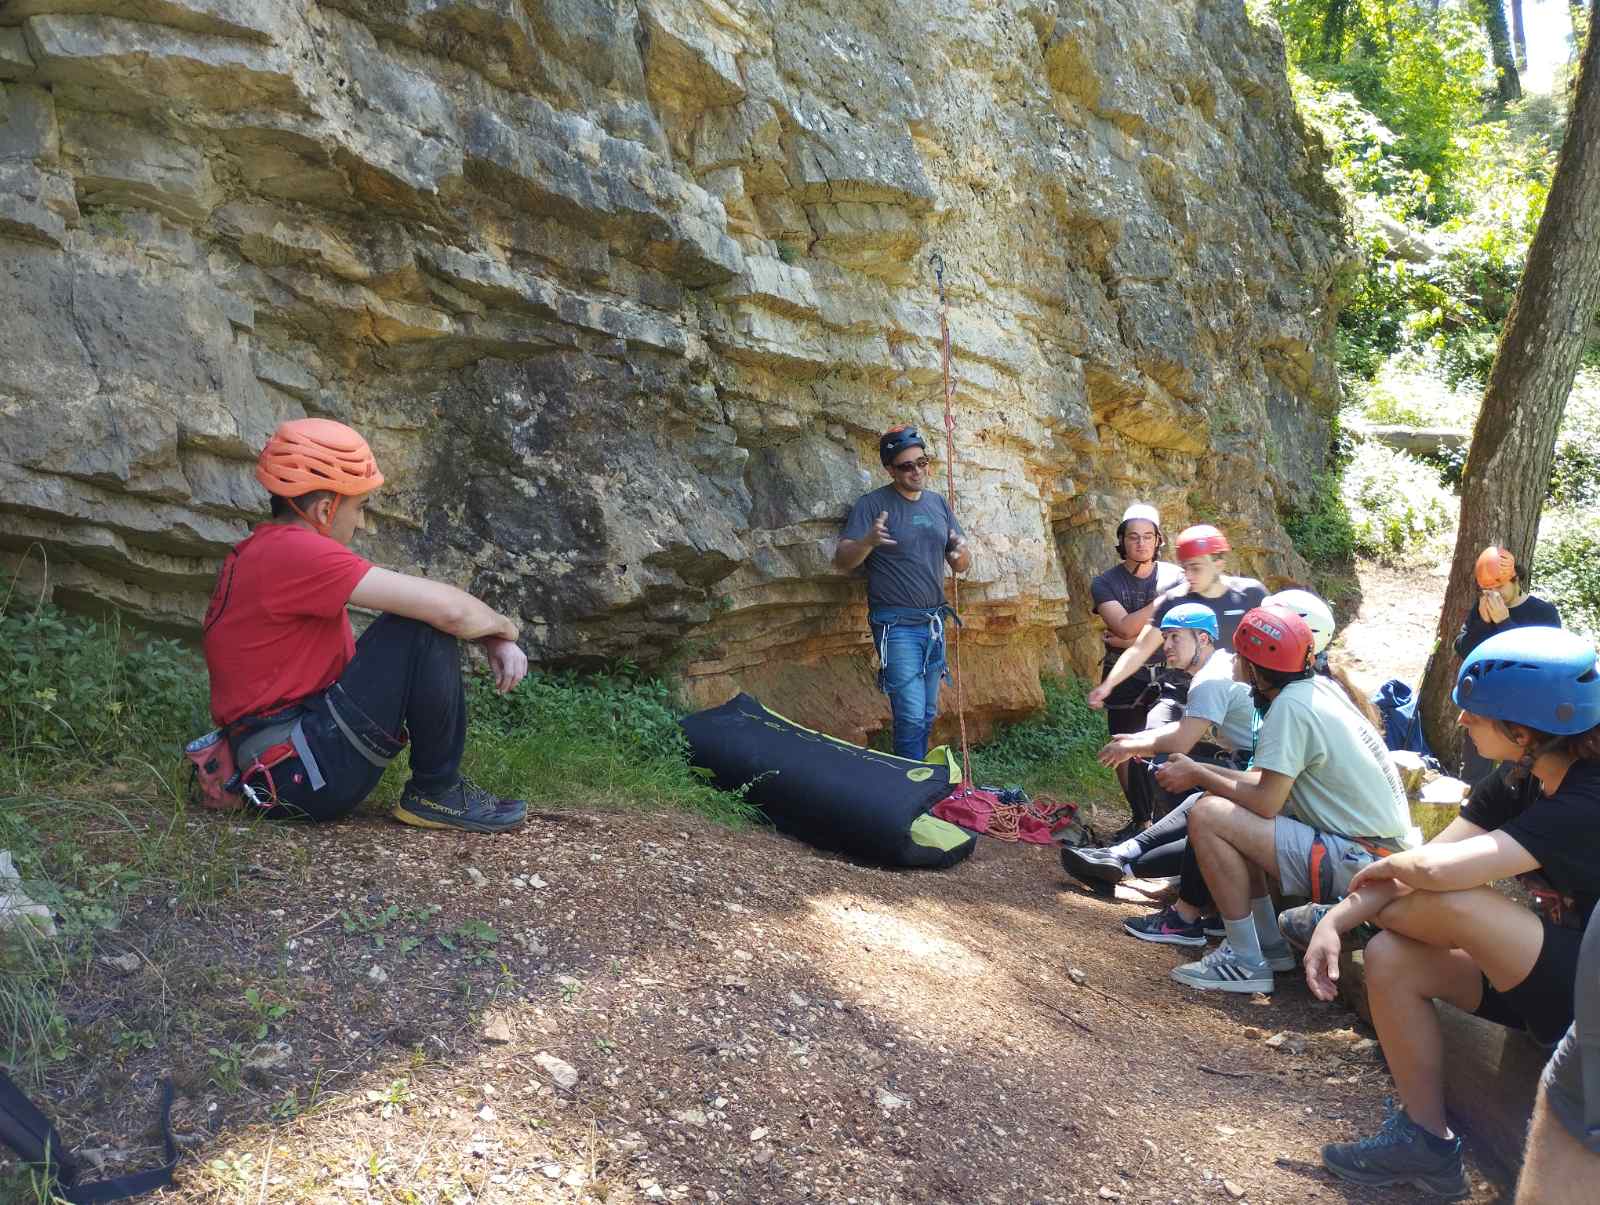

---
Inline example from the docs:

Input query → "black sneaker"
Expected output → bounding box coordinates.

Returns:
[394,778,527,834]
[1060,845,1128,892]
[1321,1101,1469,1198]
[1107,820,1146,845]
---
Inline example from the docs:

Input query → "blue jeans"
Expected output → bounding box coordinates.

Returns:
[871,611,947,761]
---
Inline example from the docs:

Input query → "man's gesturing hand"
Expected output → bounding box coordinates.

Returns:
[866,511,897,547]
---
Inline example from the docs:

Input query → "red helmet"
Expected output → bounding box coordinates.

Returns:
[1175,524,1230,561]
[1233,605,1314,673]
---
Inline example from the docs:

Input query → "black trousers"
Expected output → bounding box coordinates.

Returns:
[262,614,467,823]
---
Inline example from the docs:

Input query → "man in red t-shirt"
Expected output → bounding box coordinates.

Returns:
[202,418,527,832]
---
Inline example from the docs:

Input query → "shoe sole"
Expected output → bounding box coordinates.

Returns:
[393,805,524,834]
[1123,922,1207,947]
[1320,1158,1469,1199]
[1169,965,1273,993]
[1060,851,1126,886]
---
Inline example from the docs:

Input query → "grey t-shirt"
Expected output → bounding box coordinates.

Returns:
[841,485,963,610]
[1183,651,1256,753]
[1253,676,1411,841]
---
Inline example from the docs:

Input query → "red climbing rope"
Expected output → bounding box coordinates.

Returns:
[930,253,972,790]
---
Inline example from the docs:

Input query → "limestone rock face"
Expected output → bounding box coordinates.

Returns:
[0,0,1347,745]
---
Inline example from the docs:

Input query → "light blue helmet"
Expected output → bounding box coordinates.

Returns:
[1454,627,1600,735]
[1160,602,1218,642]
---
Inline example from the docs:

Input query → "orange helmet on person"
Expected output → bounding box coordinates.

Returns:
[1474,544,1516,590]
[1175,524,1230,562]
[257,418,384,498]
[1233,605,1314,674]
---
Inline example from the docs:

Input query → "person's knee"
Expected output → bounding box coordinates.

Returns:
[1363,930,1409,987]
[1188,793,1234,836]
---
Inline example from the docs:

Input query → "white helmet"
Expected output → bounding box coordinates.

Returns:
[1120,503,1160,527]
[1265,589,1335,655]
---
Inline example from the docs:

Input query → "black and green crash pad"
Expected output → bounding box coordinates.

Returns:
[679,693,976,869]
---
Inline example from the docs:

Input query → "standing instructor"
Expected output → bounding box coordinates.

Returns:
[835,426,972,760]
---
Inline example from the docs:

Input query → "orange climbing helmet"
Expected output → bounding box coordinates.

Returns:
[256,418,384,499]
[1175,524,1230,562]
[1475,544,1516,590]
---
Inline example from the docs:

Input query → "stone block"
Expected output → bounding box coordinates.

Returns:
[23,14,302,112]
[0,29,36,80]
[60,109,218,223]
[0,162,74,244]
[6,2,286,44]
[0,83,58,163]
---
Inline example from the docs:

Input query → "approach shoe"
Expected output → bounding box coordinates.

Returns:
[1169,942,1274,994]
[1321,1100,1469,1199]
[1060,845,1128,892]
[1278,902,1379,953]
[1123,905,1208,947]
[394,778,527,834]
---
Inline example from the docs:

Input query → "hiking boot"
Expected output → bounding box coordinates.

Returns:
[1278,902,1379,953]
[1107,820,1147,845]
[1277,902,1332,952]
[1169,942,1274,993]
[1060,845,1127,892]
[1123,905,1208,947]
[394,778,527,834]
[1321,1101,1469,1198]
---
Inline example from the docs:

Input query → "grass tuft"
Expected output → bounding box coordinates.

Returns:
[969,677,1116,804]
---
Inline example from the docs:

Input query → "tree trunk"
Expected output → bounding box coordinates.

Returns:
[1483,0,1524,100]
[1418,1,1600,767]
[1322,0,1350,64]
[1512,0,1528,70]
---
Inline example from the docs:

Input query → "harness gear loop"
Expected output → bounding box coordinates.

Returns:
[930,251,971,791]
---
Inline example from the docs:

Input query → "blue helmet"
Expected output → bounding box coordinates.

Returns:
[1159,603,1218,642]
[1454,627,1600,735]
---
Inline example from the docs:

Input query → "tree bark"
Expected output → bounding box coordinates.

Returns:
[1512,0,1528,70]
[1418,1,1600,766]
[1482,0,1524,100]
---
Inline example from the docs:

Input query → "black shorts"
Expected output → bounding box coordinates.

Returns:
[1474,919,1583,1046]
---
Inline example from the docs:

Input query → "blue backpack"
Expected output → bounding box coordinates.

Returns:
[1372,678,1434,760]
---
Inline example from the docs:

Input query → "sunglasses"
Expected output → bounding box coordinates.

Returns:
[892,456,931,472]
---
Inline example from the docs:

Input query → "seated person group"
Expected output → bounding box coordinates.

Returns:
[203,421,1598,1198]
[1072,504,1598,1199]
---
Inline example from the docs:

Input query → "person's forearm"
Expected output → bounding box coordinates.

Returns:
[1142,724,1187,755]
[1120,599,1158,637]
[1188,764,1280,817]
[834,538,873,572]
[948,546,972,574]
[1100,635,1155,694]
[450,592,518,642]
[1324,878,1405,933]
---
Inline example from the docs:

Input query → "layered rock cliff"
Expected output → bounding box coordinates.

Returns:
[0,0,1347,744]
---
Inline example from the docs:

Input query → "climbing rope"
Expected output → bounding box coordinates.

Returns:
[930,252,972,791]
[926,253,1080,844]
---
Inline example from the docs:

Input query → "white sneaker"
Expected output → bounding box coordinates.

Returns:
[1170,942,1274,994]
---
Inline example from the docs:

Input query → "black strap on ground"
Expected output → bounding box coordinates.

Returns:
[0,1073,178,1202]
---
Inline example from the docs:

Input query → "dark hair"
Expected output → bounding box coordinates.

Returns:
[269,489,334,519]
[1491,719,1600,776]
[1246,661,1313,693]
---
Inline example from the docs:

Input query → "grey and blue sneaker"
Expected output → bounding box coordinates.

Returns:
[1169,942,1274,993]
[1321,1100,1469,1198]
[1278,902,1378,953]
[394,778,527,834]
[1123,906,1208,947]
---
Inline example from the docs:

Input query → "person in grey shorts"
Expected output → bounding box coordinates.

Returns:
[1150,605,1411,995]
[1517,904,1600,1202]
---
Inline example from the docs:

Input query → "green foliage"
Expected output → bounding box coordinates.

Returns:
[0,591,209,784]
[460,664,755,824]
[969,677,1115,803]
[1535,513,1600,639]
[1284,465,1359,567]
[1339,440,1457,557]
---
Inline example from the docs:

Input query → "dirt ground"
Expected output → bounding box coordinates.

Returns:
[1330,560,1450,697]
[8,566,1514,1205]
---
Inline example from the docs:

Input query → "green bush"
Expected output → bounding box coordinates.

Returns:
[969,677,1115,803]
[1339,441,1456,558]
[1535,516,1600,640]
[1284,467,1359,568]
[0,593,210,785]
